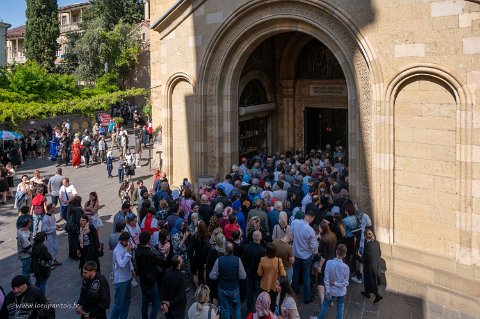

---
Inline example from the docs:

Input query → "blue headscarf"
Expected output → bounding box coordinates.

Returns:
[170,218,183,237]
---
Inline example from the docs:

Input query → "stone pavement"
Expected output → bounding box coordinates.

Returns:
[0,140,430,318]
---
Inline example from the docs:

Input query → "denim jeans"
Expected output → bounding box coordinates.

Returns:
[60,205,69,221]
[118,169,124,183]
[110,280,132,319]
[140,281,159,319]
[218,288,241,319]
[292,256,312,301]
[35,278,48,296]
[318,295,345,319]
[21,257,31,284]
[285,267,293,284]
[33,213,44,235]
[51,195,59,206]
[246,278,260,313]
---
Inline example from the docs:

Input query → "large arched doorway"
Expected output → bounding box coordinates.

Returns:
[237,33,348,157]
[197,0,376,213]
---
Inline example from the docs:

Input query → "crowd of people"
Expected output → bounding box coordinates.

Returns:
[0,117,384,319]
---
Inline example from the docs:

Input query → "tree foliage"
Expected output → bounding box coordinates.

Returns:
[5,61,78,102]
[0,62,147,126]
[25,0,60,69]
[74,20,141,84]
[82,0,144,30]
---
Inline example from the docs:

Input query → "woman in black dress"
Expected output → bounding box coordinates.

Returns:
[66,196,83,259]
[77,214,101,274]
[361,228,383,303]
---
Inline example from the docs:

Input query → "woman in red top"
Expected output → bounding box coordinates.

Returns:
[71,138,81,168]
[223,213,241,241]
[219,207,232,231]
[140,207,158,235]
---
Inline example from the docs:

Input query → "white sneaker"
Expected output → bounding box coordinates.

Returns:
[131,278,138,287]
[351,276,363,284]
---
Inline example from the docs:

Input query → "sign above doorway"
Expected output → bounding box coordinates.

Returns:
[309,84,347,96]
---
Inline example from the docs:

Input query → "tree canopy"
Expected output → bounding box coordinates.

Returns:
[69,0,144,84]
[25,0,60,69]
[0,62,146,126]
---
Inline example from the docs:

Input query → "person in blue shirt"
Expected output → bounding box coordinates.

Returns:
[318,244,350,319]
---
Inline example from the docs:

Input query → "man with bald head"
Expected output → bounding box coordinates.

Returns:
[198,194,213,225]
[241,230,266,312]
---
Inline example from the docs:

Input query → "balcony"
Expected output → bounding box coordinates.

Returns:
[7,55,26,64]
[60,22,80,33]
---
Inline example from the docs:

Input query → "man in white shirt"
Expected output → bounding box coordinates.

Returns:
[110,232,135,319]
[291,210,318,304]
[58,178,77,221]
[318,244,350,319]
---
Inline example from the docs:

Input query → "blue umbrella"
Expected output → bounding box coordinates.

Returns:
[0,131,19,141]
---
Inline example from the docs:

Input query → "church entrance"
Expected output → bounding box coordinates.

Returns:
[304,107,348,152]
[237,32,348,158]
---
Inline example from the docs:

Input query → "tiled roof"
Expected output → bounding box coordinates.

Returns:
[7,25,25,38]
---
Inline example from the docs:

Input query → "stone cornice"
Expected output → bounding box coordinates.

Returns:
[150,0,206,39]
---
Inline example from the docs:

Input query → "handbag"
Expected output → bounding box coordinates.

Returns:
[97,243,104,257]
[207,303,220,319]
[277,257,287,283]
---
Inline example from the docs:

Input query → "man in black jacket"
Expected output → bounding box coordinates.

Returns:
[31,232,52,296]
[0,275,55,319]
[135,231,164,319]
[161,255,186,319]
[76,261,110,319]
[241,230,266,313]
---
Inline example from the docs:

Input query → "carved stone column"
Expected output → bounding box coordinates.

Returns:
[277,80,295,152]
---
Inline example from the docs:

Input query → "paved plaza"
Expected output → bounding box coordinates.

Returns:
[0,141,455,319]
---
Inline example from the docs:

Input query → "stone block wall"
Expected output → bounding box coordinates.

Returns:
[150,0,480,314]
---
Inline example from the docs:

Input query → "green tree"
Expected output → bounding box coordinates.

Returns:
[82,0,144,30]
[25,0,60,69]
[5,61,78,102]
[74,20,140,85]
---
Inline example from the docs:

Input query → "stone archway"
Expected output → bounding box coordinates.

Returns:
[197,0,377,213]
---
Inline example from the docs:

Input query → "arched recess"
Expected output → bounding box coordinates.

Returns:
[385,64,474,264]
[164,72,196,186]
[197,0,380,216]
[238,70,275,103]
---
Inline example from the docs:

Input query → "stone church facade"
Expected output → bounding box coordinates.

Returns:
[149,0,480,315]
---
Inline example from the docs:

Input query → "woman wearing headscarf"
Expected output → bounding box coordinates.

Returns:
[247,216,268,243]
[272,211,291,241]
[219,206,232,231]
[171,218,190,268]
[246,291,277,319]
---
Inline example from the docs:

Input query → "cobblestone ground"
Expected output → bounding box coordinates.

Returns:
[0,137,429,319]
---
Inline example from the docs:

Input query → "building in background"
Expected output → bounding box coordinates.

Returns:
[149,0,480,317]
[0,21,11,66]
[6,1,90,65]
[5,25,24,64]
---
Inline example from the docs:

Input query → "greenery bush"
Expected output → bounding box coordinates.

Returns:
[113,117,125,125]
[0,62,147,126]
